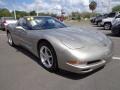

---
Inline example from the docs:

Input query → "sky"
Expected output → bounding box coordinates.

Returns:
[0,0,120,15]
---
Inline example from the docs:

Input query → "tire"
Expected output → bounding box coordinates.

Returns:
[97,22,101,27]
[38,42,58,72]
[104,23,111,30]
[112,29,120,36]
[7,32,15,46]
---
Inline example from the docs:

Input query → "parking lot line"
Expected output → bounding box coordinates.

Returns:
[112,57,120,60]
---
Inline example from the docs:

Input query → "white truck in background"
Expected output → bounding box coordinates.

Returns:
[101,12,120,30]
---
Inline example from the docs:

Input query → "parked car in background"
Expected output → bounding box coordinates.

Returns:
[111,15,120,35]
[111,23,120,36]
[95,14,108,27]
[90,16,96,23]
[112,14,120,26]
[90,15,102,24]
[101,12,120,30]
[6,16,113,74]
[0,17,17,31]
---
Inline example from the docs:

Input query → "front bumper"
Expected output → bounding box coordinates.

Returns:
[66,54,112,74]
[58,45,113,74]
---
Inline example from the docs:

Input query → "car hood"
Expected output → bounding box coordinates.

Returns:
[48,27,108,49]
[103,18,114,22]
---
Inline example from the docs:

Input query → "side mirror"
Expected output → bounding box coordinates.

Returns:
[16,26,25,31]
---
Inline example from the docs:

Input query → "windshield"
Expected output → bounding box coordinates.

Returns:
[107,13,116,17]
[26,17,67,30]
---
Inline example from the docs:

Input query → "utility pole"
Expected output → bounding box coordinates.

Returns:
[36,3,38,16]
[13,9,16,19]
[36,2,40,16]
[108,0,111,12]
[36,7,38,16]
[13,0,16,19]
[101,1,104,13]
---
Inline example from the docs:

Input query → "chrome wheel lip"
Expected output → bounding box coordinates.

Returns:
[40,46,53,68]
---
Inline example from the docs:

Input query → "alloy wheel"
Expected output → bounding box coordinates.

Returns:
[40,46,54,68]
[7,33,13,46]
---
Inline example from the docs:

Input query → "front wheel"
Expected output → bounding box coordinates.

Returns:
[39,42,58,72]
[97,22,101,27]
[104,23,111,30]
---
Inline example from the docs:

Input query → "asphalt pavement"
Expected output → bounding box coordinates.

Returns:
[0,21,120,90]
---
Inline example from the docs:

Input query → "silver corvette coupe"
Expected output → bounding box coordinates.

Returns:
[7,16,113,73]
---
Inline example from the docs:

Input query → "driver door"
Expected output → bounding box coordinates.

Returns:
[16,18,31,49]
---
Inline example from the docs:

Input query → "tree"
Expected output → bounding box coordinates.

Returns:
[29,11,36,16]
[71,12,81,21]
[80,12,91,19]
[89,1,97,13]
[0,8,11,17]
[11,10,29,19]
[0,0,17,19]
[112,5,120,12]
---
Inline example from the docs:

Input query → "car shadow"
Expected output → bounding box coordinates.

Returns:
[106,33,120,37]
[54,67,104,80]
[91,24,97,27]
[13,46,104,80]
[97,27,105,30]
[91,25,106,30]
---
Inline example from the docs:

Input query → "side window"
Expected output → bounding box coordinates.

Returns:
[17,18,28,29]
[108,13,116,17]
[17,18,23,26]
[117,15,120,18]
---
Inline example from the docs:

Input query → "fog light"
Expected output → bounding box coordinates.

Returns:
[67,60,86,65]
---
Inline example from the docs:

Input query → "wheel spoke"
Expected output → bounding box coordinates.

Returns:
[44,47,49,56]
[40,51,46,58]
[46,59,51,67]
[48,55,52,58]
[44,47,52,58]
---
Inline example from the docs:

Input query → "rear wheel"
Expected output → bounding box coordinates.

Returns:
[7,32,15,46]
[38,42,58,72]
